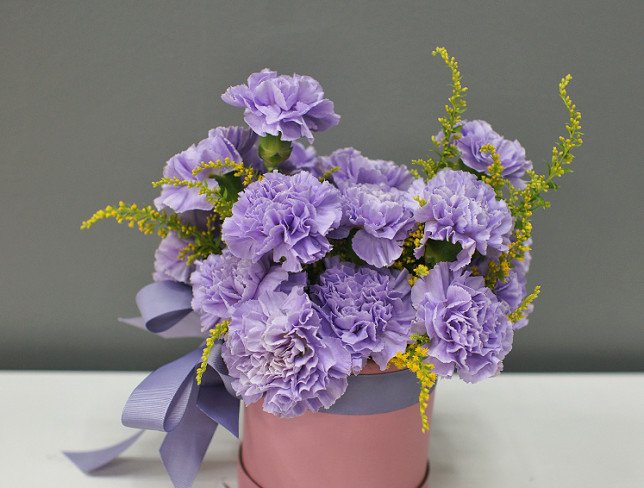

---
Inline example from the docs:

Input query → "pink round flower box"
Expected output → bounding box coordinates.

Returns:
[237,364,436,488]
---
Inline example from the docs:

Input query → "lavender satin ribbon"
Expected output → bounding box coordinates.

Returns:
[119,281,204,338]
[64,282,240,488]
[327,369,432,415]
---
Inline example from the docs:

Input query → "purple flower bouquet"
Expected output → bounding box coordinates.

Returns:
[68,47,583,488]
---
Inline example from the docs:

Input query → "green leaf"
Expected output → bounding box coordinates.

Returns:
[213,172,243,202]
[424,239,462,265]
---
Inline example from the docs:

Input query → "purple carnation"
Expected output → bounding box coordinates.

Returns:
[317,147,413,190]
[454,120,533,188]
[222,171,343,272]
[222,288,351,417]
[155,126,256,213]
[412,262,513,383]
[208,126,263,172]
[414,169,513,271]
[343,183,416,267]
[153,232,194,284]
[190,249,298,330]
[279,141,318,174]
[222,69,340,143]
[310,258,413,373]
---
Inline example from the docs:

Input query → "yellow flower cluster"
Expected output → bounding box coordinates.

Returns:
[480,143,505,198]
[412,46,469,180]
[80,201,197,238]
[394,224,425,275]
[483,74,583,322]
[151,176,219,207]
[192,158,259,187]
[319,166,339,182]
[195,320,231,386]
[389,338,437,433]
[508,285,541,323]
[432,46,469,166]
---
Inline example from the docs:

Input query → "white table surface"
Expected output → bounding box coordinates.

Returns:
[0,372,642,488]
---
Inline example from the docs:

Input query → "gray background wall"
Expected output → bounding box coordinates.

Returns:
[2,0,642,371]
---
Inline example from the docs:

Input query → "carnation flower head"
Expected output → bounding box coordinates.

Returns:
[452,120,533,188]
[343,183,416,267]
[222,69,340,143]
[222,171,343,272]
[155,126,258,213]
[310,258,413,373]
[222,288,351,417]
[414,169,513,271]
[317,147,413,190]
[190,249,300,330]
[153,232,194,284]
[412,262,513,383]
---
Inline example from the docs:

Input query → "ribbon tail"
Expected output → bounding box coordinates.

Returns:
[197,383,240,438]
[159,383,217,488]
[63,430,144,473]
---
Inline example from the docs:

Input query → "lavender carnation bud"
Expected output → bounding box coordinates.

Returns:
[412,262,514,383]
[317,147,413,190]
[155,126,256,213]
[190,249,297,331]
[454,120,533,188]
[310,258,413,373]
[222,171,343,272]
[153,232,194,284]
[222,288,351,417]
[222,69,340,143]
[414,169,513,271]
[343,183,416,267]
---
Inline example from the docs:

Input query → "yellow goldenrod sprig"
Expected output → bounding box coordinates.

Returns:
[192,158,259,187]
[411,157,440,181]
[412,47,469,181]
[545,75,583,189]
[432,46,468,166]
[508,285,541,323]
[393,224,425,272]
[319,166,339,182]
[195,320,231,385]
[389,335,437,432]
[152,176,220,206]
[484,75,583,288]
[81,201,222,263]
[480,143,505,198]
[81,201,197,238]
[408,263,430,286]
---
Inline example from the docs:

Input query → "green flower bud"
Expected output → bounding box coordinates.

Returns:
[258,134,292,171]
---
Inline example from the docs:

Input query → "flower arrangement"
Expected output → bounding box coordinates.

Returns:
[76,47,582,486]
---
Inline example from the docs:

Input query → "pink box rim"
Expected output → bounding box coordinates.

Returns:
[237,447,430,488]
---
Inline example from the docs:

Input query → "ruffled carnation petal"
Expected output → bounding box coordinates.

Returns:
[411,262,513,383]
[414,169,513,271]
[449,120,533,188]
[152,232,195,284]
[310,258,413,374]
[222,69,339,143]
[190,249,292,330]
[222,288,351,417]
[222,171,342,272]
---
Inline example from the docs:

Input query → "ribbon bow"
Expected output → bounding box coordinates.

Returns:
[64,282,240,488]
